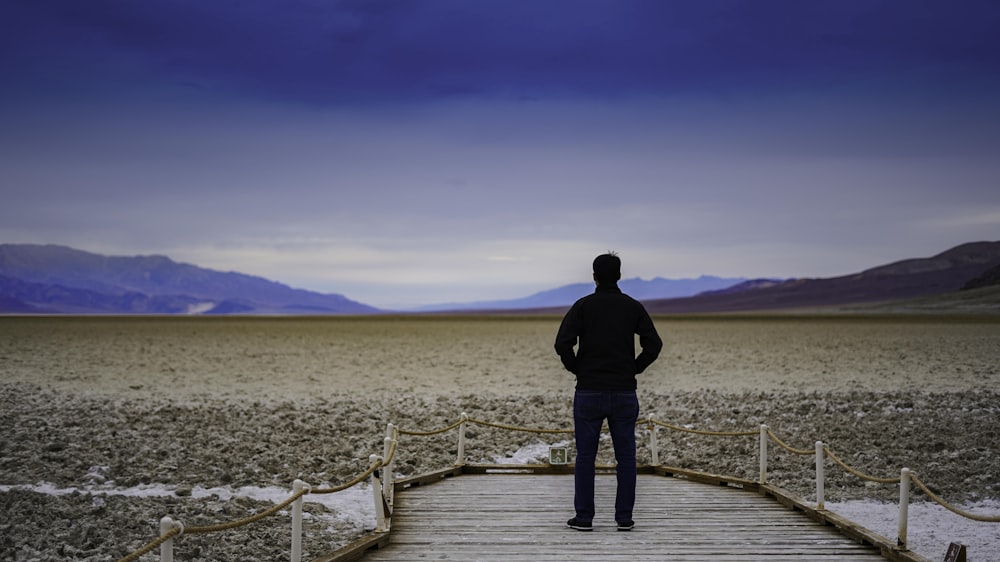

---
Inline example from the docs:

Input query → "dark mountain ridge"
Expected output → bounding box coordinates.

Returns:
[640,241,1000,314]
[962,263,1000,291]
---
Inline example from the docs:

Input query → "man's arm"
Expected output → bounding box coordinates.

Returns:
[634,308,662,374]
[554,305,581,373]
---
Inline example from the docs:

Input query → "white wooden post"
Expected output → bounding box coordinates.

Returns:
[759,424,768,485]
[456,412,468,465]
[383,423,396,508]
[815,441,825,510]
[370,455,388,532]
[382,434,395,508]
[291,479,306,562]
[898,467,911,549]
[159,516,175,562]
[647,413,659,466]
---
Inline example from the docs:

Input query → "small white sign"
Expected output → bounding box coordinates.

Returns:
[549,446,569,465]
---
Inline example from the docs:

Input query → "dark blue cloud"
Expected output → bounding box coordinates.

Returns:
[2,0,999,105]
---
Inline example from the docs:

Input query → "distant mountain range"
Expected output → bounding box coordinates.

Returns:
[425,241,1000,314]
[412,275,751,312]
[0,244,377,314]
[1,241,998,315]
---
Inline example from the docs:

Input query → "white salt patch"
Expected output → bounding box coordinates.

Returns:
[0,480,375,530]
[492,440,571,464]
[306,483,375,529]
[0,482,175,498]
[828,499,1000,562]
[85,465,110,483]
[884,406,914,414]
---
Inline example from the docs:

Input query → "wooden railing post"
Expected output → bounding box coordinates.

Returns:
[159,516,175,562]
[291,479,306,562]
[456,412,468,465]
[898,467,911,549]
[759,424,768,485]
[371,455,388,532]
[815,441,825,510]
[647,414,659,466]
[383,423,396,508]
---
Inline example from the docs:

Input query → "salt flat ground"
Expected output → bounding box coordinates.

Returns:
[4,315,997,399]
[1,315,998,561]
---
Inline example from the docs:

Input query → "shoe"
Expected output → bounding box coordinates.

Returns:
[567,517,593,531]
[617,520,634,531]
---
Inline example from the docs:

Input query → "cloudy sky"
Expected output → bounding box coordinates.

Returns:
[2,1,999,308]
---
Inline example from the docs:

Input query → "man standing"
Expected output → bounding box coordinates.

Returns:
[554,252,663,532]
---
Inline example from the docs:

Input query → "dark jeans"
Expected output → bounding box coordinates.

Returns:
[573,389,640,523]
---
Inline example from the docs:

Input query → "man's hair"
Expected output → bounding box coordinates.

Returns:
[593,252,621,285]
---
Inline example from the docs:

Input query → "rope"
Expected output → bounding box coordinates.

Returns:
[312,458,382,494]
[113,460,380,561]
[184,488,308,534]
[823,445,901,484]
[116,527,180,562]
[650,418,758,437]
[911,473,1000,522]
[397,418,465,436]
[468,417,574,435]
[766,428,814,456]
[123,458,387,560]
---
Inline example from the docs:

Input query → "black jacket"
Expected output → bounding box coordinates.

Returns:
[554,284,663,390]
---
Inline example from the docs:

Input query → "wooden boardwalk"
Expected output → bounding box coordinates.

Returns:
[348,469,909,562]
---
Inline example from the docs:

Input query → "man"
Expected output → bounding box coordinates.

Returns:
[554,252,663,532]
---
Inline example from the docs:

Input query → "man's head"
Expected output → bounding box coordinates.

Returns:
[592,252,621,285]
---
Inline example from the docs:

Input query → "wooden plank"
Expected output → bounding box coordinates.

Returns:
[393,465,464,490]
[310,532,389,562]
[355,474,907,561]
[654,464,760,492]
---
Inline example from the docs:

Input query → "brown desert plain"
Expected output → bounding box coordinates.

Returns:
[1,314,999,561]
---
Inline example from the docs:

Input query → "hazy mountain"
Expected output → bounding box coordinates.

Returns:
[0,244,378,314]
[0,274,205,314]
[411,275,748,311]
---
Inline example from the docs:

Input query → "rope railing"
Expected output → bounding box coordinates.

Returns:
[468,416,575,434]
[752,425,998,549]
[115,427,401,562]
[766,427,814,456]
[911,473,1000,523]
[649,417,758,437]
[113,412,996,562]
[823,445,901,485]
[186,488,308,534]
[311,460,380,495]
[397,418,465,436]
